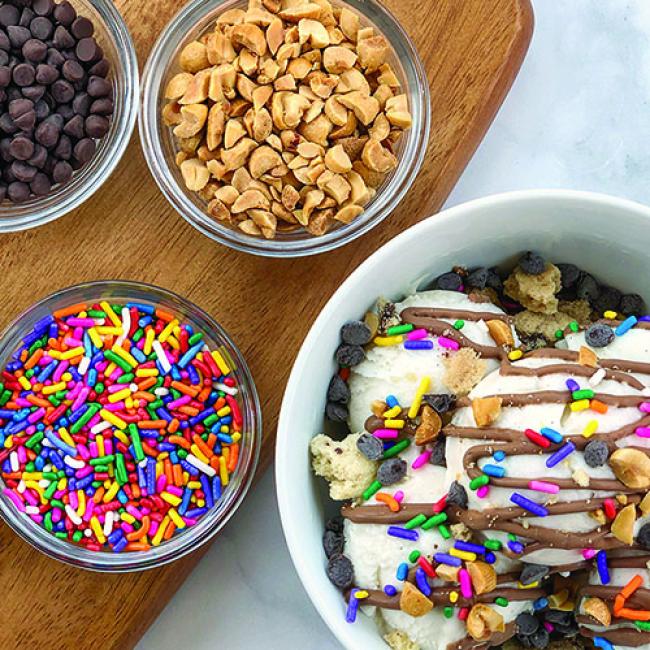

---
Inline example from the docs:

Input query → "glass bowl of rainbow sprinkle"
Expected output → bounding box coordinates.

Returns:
[0,280,261,571]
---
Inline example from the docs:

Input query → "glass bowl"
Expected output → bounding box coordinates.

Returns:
[140,0,430,258]
[0,0,139,233]
[0,280,261,571]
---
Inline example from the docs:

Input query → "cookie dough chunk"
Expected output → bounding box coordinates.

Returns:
[558,299,592,325]
[384,630,420,650]
[443,347,487,395]
[310,433,377,500]
[504,263,561,314]
[514,309,575,342]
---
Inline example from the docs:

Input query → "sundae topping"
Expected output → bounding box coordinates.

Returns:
[518,252,547,277]
[326,554,354,589]
[585,324,615,348]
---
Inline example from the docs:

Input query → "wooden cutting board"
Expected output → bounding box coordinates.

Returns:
[0,1,533,647]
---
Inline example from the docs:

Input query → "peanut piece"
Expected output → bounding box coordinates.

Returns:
[180,158,210,192]
[472,397,502,427]
[179,41,209,72]
[399,582,433,618]
[610,448,650,489]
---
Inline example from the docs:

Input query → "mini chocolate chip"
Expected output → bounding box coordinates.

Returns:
[34,62,57,84]
[71,16,93,39]
[446,481,468,509]
[84,114,108,138]
[0,5,20,28]
[335,344,365,368]
[620,293,645,316]
[356,433,383,461]
[585,323,615,348]
[322,529,344,559]
[27,143,47,168]
[51,78,73,102]
[89,97,112,115]
[435,271,462,291]
[53,1,76,27]
[0,31,8,52]
[529,627,549,649]
[52,24,74,49]
[466,267,489,289]
[584,440,609,468]
[7,25,31,48]
[515,613,539,636]
[340,320,372,346]
[429,437,446,467]
[325,401,347,422]
[8,135,33,160]
[377,458,407,485]
[11,160,37,182]
[33,0,54,17]
[327,374,350,404]
[13,62,34,86]
[0,65,11,87]
[62,58,83,82]
[519,563,549,585]
[53,133,70,160]
[52,159,72,184]
[326,554,354,590]
[422,393,456,414]
[23,38,47,63]
[30,170,50,195]
[30,16,53,40]
[519,251,546,275]
[75,36,98,62]
[88,57,109,77]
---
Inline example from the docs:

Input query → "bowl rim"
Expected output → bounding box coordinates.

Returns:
[139,0,431,258]
[275,188,650,648]
[0,279,262,572]
[0,0,140,234]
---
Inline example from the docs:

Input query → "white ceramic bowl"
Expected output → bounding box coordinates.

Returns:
[276,189,650,649]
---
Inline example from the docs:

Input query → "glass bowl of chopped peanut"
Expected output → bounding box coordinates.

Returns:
[140,0,430,257]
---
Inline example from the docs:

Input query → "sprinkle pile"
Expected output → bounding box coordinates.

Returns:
[0,299,243,552]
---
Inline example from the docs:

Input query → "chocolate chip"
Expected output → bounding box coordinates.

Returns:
[0,65,10,87]
[8,135,33,160]
[23,38,47,63]
[62,58,83,82]
[53,134,70,160]
[53,1,76,27]
[576,274,600,304]
[27,143,47,168]
[20,8,35,29]
[326,554,354,590]
[340,320,372,346]
[325,515,344,534]
[620,293,645,316]
[356,433,383,461]
[11,160,36,182]
[62,112,83,138]
[543,610,573,625]
[466,267,489,289]
[13,62,34,86]
[51,78,73,102]
[35,115,60,147]
[8,25,31,48]
[0,30,8,52]
[325,401,347,423]
[322,529,344,559]
[435,271,462,291]
[377,458,407,485]
[515,613,539,636]
[21,84,44,102]
[446,481,468,509]
[584,440,609,468]
[29,171,49,194]
[637,523,650,549]
[8,180,30,201]
[75,36,98,62]
[88,57,109,77]
[594,286,622,315]
[84,114,108,138]
[0,5,20,28]
[422,393,456,414]
[89,97,112,115]
[0,113,17,134]
[52,159,72,184]
[71,16,93,39]
[46,46,64,67]
[557,263,580,289]
[519,251,546,275]
[73,137,95,164]
[52,25,74,49]
[429,437,446,467]
[33,98,49,120]
[327,374,350,404]
[529,627,549,649]
[335,344,365,367]
[30,16,53,40]
[585,323,615,348]
[519,563,549,585]
[33,0,55,17]
[34,62,57,84]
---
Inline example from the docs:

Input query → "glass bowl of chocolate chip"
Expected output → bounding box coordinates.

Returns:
[0,0,138,233]
[141,0,430,257]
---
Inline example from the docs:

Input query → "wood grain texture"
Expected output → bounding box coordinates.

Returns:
[0,1,533,648]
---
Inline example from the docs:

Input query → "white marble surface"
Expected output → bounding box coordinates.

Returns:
[139,2,650,648]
